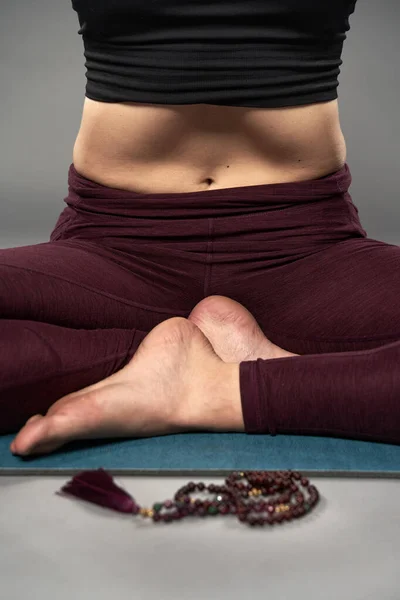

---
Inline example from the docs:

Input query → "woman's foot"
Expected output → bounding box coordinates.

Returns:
[188,295,298,362]
[10,295,297,457]
[10,317,244,457]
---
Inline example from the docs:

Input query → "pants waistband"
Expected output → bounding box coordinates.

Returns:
[66,163,352,219]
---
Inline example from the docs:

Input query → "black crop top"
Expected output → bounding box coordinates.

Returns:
[71,0,357,108]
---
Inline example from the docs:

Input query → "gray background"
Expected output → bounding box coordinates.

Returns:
[1,475,400,600]
[1,2,400,599]
[1,0,400,248]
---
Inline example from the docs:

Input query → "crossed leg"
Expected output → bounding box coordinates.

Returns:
[10,296,296,455]
[0,237,294,455]
[7,235,400,454]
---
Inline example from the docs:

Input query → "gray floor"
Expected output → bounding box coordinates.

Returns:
[1,475,399,600]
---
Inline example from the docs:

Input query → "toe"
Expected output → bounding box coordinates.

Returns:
[10,414,43,454]
[12,405,84,456]
[12,415,48,455]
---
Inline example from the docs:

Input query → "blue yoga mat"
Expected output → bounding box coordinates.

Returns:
[1,433,400,476]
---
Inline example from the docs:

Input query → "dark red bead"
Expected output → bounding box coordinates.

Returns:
[174,470,319,527]
[164,500,173,509]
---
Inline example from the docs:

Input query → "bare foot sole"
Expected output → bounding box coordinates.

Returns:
[188,295,298,362]
[11,295,298,457]
[10,318,243,457]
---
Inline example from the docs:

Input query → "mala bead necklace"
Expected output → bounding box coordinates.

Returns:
[59,468,319,527]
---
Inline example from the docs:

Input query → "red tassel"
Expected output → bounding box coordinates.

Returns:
[58,469,139,514]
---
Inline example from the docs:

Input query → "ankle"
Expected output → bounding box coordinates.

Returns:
[176,362,245,432]
[212,362,245,431]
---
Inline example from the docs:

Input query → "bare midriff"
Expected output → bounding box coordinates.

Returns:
[72,97,347,194]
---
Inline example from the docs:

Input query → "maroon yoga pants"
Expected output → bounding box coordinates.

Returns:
[1,163,400,443]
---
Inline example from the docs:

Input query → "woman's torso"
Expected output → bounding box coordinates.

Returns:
[72,97,347,194]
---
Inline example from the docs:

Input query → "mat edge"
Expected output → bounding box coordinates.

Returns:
[1,469,400,478]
